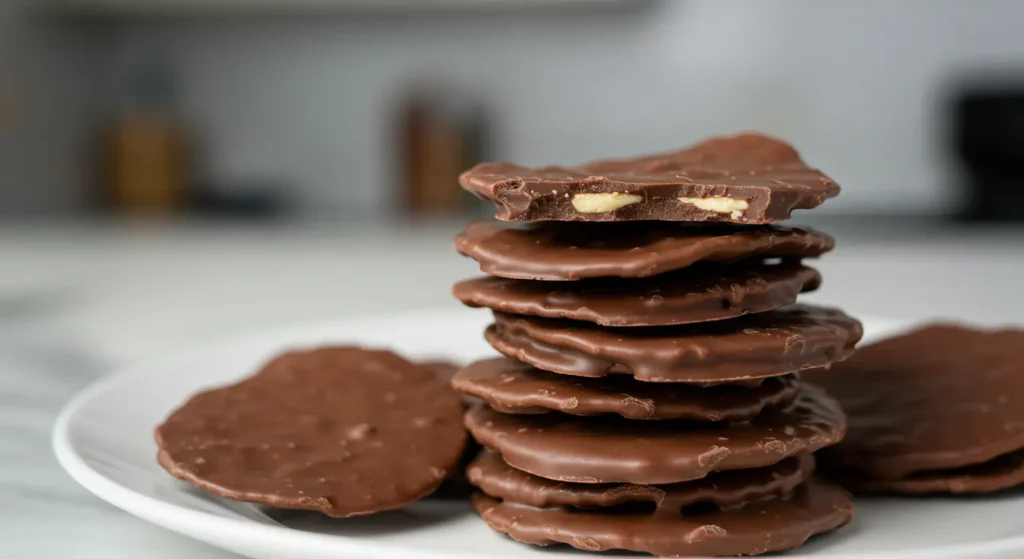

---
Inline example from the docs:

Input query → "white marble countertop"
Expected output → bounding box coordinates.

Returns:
[4,218,1024,558]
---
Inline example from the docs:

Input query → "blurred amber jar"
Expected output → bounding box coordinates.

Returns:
[102,52,190,214]
[397,79,489,216]
[105,108,188,213]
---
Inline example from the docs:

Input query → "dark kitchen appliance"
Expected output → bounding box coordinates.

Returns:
[952,83,1024,221]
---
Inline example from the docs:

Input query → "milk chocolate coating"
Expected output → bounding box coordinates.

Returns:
[452,357,800,421]
[814,324,1024,480]
[156,347,467,517]
[419,359,481,499]
[456,220,834,281]
[421,360,460,383]
[468,450,814,512]
[830,448,1024,495]
[486,304,863,384]
[464,384,845,484]
[471,478,853,556]
[460,133,840,224]
[454,262,821,327]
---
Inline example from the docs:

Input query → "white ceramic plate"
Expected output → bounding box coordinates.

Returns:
[54,309,1024,558]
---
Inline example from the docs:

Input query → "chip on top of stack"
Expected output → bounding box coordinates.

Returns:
[451,132,863,557]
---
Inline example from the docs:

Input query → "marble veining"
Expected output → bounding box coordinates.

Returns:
[0,332,239,558]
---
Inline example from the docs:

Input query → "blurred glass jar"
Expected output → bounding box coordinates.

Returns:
[103,52,190,214]
[396,77,489,216]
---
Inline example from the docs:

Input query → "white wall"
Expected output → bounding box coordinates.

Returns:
[0,2,114,215]
[90,1,1024,216]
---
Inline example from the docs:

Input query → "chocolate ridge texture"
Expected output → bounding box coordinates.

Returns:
[452,357,800,420]
[453,262,821,327]
[486,304,863,383]
[464,384,846,485]
[455,220,835,281]
[471,478,853,556]
[468,450,814,512]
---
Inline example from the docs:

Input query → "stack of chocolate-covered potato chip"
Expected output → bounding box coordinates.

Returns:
[450,133,863,556]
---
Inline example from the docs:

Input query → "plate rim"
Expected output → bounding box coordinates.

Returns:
[53,307,482,559]
[51,309,1024,559]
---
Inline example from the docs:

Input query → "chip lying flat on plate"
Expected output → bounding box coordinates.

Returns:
[156,347,467,517]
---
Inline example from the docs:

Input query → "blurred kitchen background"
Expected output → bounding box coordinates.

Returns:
[5,4,1024,555]
[4,0,1024,361]
[4,0,1024,220]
